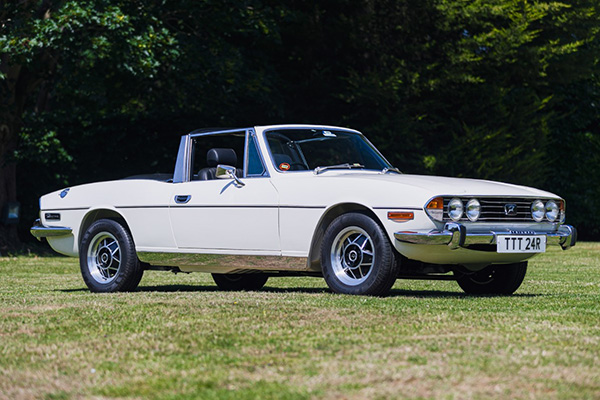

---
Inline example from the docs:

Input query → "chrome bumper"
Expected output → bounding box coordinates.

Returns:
[30,219,73,241]
[394,223,577,251]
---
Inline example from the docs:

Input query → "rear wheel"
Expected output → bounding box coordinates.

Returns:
[455,262,527,295]
[321,213,398,296]
[79,219,144,292]
[212,274,268,291]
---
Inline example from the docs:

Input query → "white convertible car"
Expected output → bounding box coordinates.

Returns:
[31,124,576,296]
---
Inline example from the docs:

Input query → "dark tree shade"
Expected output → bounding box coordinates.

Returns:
[1,0,599,250]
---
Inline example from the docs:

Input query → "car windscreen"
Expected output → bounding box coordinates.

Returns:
[265,129,391,172]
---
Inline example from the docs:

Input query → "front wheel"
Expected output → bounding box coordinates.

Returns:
[455,262,527,295]
[321,213,398,296]
[212,274,268,291]
[79,219,144,292]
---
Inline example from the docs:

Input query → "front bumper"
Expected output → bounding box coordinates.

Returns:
[395,223,577,251]
[30,219,73,241]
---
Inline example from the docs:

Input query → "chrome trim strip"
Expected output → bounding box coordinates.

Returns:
[188,127,250,138]
[394,223,577,251]
[30,219,73,240]
[173,135,190,183]
[41,207,89,211]
[115,205,169,209]
[244,129,250,178]
[113,205,325,209]
[425,194,565,200]
[245,129,270,178]
[280,205,326,209]
[169,205,327,209]
[137,251,310,273]
[171,204,278,209]
[372,207,423,211]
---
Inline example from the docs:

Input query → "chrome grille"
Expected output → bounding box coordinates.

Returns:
[443,197,536,222]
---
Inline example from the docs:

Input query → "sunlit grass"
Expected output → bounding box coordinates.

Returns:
[1,243,599,399]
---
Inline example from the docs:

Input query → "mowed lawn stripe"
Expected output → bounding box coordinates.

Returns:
[1,243,599,399]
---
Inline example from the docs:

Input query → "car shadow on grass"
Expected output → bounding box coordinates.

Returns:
[261,286,542,298]
[59,285,222,293]
[134,285,331,294]
[59,285,329,294]
[58,286,542,297]
[260,286,331,294]
[387,288,541,298]
[261,287,542,298]
[138,285,224,292]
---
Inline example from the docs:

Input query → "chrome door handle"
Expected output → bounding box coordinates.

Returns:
[175,195,191,204]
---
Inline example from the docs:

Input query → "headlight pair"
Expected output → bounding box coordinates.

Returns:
[426,197,480,222]
[448,198,480,222]
[532,199,562,222]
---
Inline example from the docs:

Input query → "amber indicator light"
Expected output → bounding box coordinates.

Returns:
[388,212,414,222]
[427,197,444,209]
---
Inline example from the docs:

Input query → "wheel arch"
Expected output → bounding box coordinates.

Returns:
[307,202,386,271]
[78,208,133,247]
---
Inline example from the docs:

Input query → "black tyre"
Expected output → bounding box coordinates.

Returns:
[455,262,527,295]
[79,219,144,292]
[212,273,268,291]
[321,212,398,296]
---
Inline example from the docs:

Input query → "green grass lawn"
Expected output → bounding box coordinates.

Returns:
[1,243,599,400]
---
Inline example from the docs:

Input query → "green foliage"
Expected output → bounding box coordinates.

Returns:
[1,0,599,239]
[325,0,599,235]
[0,1,178,74]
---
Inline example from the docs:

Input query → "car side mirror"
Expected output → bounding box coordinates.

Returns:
[216,165,245,186]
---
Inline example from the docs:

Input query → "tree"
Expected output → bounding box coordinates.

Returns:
[8,0,287,248]
[0,0,178,249]
[304,0,599,235]
[2,0,600,248]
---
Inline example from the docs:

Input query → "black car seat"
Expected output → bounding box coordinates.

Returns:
[198,148,238,181]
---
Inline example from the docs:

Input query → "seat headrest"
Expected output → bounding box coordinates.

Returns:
[207,148,237,167]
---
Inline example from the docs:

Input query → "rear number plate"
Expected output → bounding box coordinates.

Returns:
[497,235,546,253]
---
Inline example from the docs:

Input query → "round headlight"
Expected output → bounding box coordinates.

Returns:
[466,199,481,221]
[531,200,545,222]
[448,198,464,221]
[546,200,559,222]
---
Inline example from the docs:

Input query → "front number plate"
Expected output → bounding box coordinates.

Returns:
[497,235,546,253]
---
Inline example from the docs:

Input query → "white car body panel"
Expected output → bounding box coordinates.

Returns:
[168,178,280,251]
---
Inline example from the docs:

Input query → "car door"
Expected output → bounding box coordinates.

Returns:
[168,130,280,253]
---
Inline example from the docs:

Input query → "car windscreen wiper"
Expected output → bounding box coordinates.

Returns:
[314,163,365,175]
[381,167,402,174]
